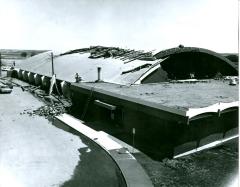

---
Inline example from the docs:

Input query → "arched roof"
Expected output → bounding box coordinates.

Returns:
[16,50,160,85]
[16,46,238,85]
[154,47,237,72]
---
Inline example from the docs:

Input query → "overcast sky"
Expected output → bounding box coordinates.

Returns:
[0,0,238,53]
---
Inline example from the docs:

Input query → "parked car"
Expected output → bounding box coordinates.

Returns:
[1,66,11,71]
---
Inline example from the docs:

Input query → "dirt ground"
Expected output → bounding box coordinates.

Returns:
[134,139,238,187]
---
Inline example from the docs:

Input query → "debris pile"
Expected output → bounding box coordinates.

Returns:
[19,85,71,119]
[33,104,66,118]
[22,103,66,119]
[60,46,156,63]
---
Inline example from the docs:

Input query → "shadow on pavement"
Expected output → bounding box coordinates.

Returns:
[52,118,126,187]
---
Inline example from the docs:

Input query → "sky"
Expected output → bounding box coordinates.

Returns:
[0,0,238,53]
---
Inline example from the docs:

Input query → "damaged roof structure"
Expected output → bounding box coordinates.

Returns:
[14,46,167,85]
[16,45,237,85]
[13,45,238,158]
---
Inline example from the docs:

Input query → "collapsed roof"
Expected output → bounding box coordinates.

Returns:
[16,46,238,85]
[16,46,162,85]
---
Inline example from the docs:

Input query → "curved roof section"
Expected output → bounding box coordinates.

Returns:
[154,47,237,71]
[17,46,237,85]
[16,50,162,85]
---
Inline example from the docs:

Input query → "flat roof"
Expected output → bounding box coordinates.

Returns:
[71,80,238,119]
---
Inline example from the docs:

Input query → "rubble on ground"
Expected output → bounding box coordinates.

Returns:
[15,80,72,119]
[21,93,72,119]
[21,103,67,119]
[32,103,66,118]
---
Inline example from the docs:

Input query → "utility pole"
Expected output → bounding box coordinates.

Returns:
[51,52,54,76]
[49,52,56,96]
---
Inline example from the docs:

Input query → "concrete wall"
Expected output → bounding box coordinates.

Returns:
[10,68,238,160]
[70,85,238,160]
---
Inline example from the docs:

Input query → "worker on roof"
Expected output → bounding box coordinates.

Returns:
[75,73,82,83]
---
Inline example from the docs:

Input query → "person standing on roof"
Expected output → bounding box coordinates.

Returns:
[75,73,82,83]
[189,72,195,79]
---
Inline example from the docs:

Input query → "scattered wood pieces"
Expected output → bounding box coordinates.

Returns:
[60,46,155,62]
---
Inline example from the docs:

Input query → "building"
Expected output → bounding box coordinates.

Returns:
[13,46,238,159]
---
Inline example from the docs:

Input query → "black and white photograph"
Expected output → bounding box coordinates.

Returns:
[0,0,238,186]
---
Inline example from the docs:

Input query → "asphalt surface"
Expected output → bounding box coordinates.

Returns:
[0,84,125,187]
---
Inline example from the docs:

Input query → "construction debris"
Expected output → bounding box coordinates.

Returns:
[21,85,41,92]
[11,76,72,119]
[121,64,152,74]
[32,104,66,118]
[21,103,67,119]
[60,46,156,62]
[24,90,71,119]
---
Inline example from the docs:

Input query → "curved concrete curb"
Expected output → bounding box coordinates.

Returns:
[55,113,153,187]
